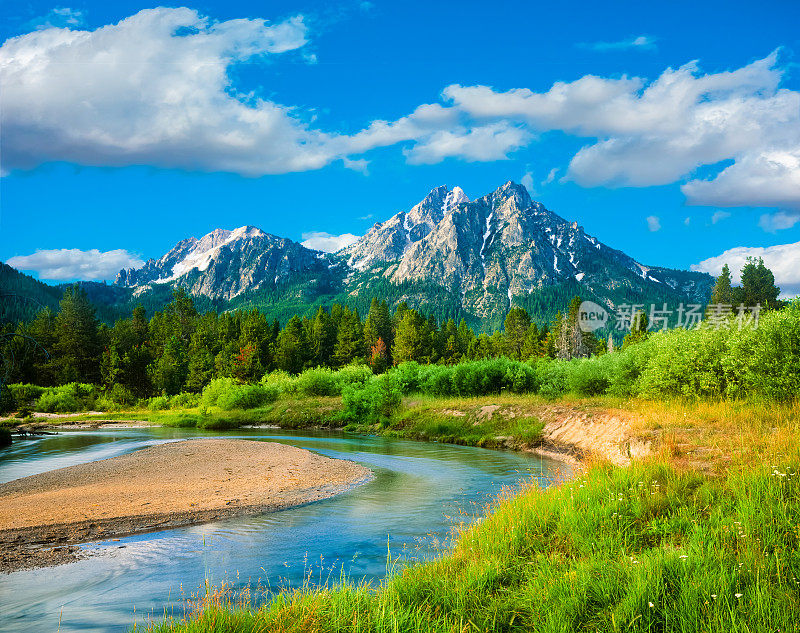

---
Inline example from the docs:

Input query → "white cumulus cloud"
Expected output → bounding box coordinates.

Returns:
[692,241,800,298]
[646,215,661,232]
[301,231,360,253]
[404,122,530,164]
[682,149,800,211]
[7,249,144,280]
[0,8,342,175]
[440,52,800,208]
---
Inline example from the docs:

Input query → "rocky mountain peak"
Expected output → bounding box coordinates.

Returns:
[340,185,470,271]
[481,181,531,215]
[115,224,327,299]
[405,184,469,235]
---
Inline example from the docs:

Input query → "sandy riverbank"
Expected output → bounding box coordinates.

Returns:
[0,438,372,573]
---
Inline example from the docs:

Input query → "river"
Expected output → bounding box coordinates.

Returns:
[0,426,565,632]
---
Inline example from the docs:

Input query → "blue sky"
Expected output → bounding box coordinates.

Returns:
[2,0,800,293]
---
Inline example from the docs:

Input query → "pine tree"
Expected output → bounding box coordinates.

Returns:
[521,323,543,359]
[393,309,426,364]
[457,319,475,357]
[370,337,389,374]
[424,314,439,362]
[310,307,336,367]
[622,310,649,348]
[24,308,57,385]
[53,285,102,383]
[711,263,734,305]
[333,308,364,366]
[440,319,461,363]
[547,312,562,359]
[102,304,153,396]
[504,307,531,360]
[737,257,781,309]
[232,342,262,382]
[275,316,309,374]
[150,335,188,395]
[165,287,197,344]
[363,299,393,364]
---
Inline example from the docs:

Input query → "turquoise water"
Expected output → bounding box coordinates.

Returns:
[0,427,565,632]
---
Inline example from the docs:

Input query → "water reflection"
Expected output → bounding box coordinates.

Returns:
[0,427,563,632]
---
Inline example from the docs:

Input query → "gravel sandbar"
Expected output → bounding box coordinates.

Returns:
[0,438,371,572]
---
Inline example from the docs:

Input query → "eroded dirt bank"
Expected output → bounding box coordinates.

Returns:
[534,405,652,467]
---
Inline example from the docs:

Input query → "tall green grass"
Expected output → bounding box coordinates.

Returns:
[147,460,800,632]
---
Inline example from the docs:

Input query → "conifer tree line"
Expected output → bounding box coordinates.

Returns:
[1,256,781,398]
[0,286,609,397]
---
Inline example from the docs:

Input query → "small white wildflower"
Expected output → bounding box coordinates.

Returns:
[648,602,654,608]
[711,594,717,599]
[735,593,743,599]
[679,554,688,560]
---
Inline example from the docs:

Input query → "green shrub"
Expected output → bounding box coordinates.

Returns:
[201,378,238,407]
[216,384,279,410]
[0,427,11,448]
[566,358,610,396]
[723,308,800,401]
[148,395,171,411]
[36,391,81,413]
[334,364,373,389]
[295,368,340,396]
[341,374,402,424]
[505,361,538,393]
[107,384,137,407]
[0,384,14,414]
[169,392,200,409]
[535,359,568,398]
[393,358,540,398]
[291,365,373,397]
[260,370,297,395]
[637,327,729,398]
[8,384,45,406]
[419,364,455,396]
[598,341,654,397]
[390,361,422,393]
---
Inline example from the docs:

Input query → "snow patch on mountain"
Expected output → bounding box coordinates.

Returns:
[443,186,468,212]
[155,226,266,283]
[481,211,494,271]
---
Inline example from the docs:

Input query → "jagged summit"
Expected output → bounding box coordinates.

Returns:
[340,185,470,271]
[337,180,712,319]
[115,181,713,322]
[116,225,330,300]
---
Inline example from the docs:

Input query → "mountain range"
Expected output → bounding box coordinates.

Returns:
[109,181,713,328]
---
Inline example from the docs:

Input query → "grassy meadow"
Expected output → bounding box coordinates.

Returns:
[4,304,800,632]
